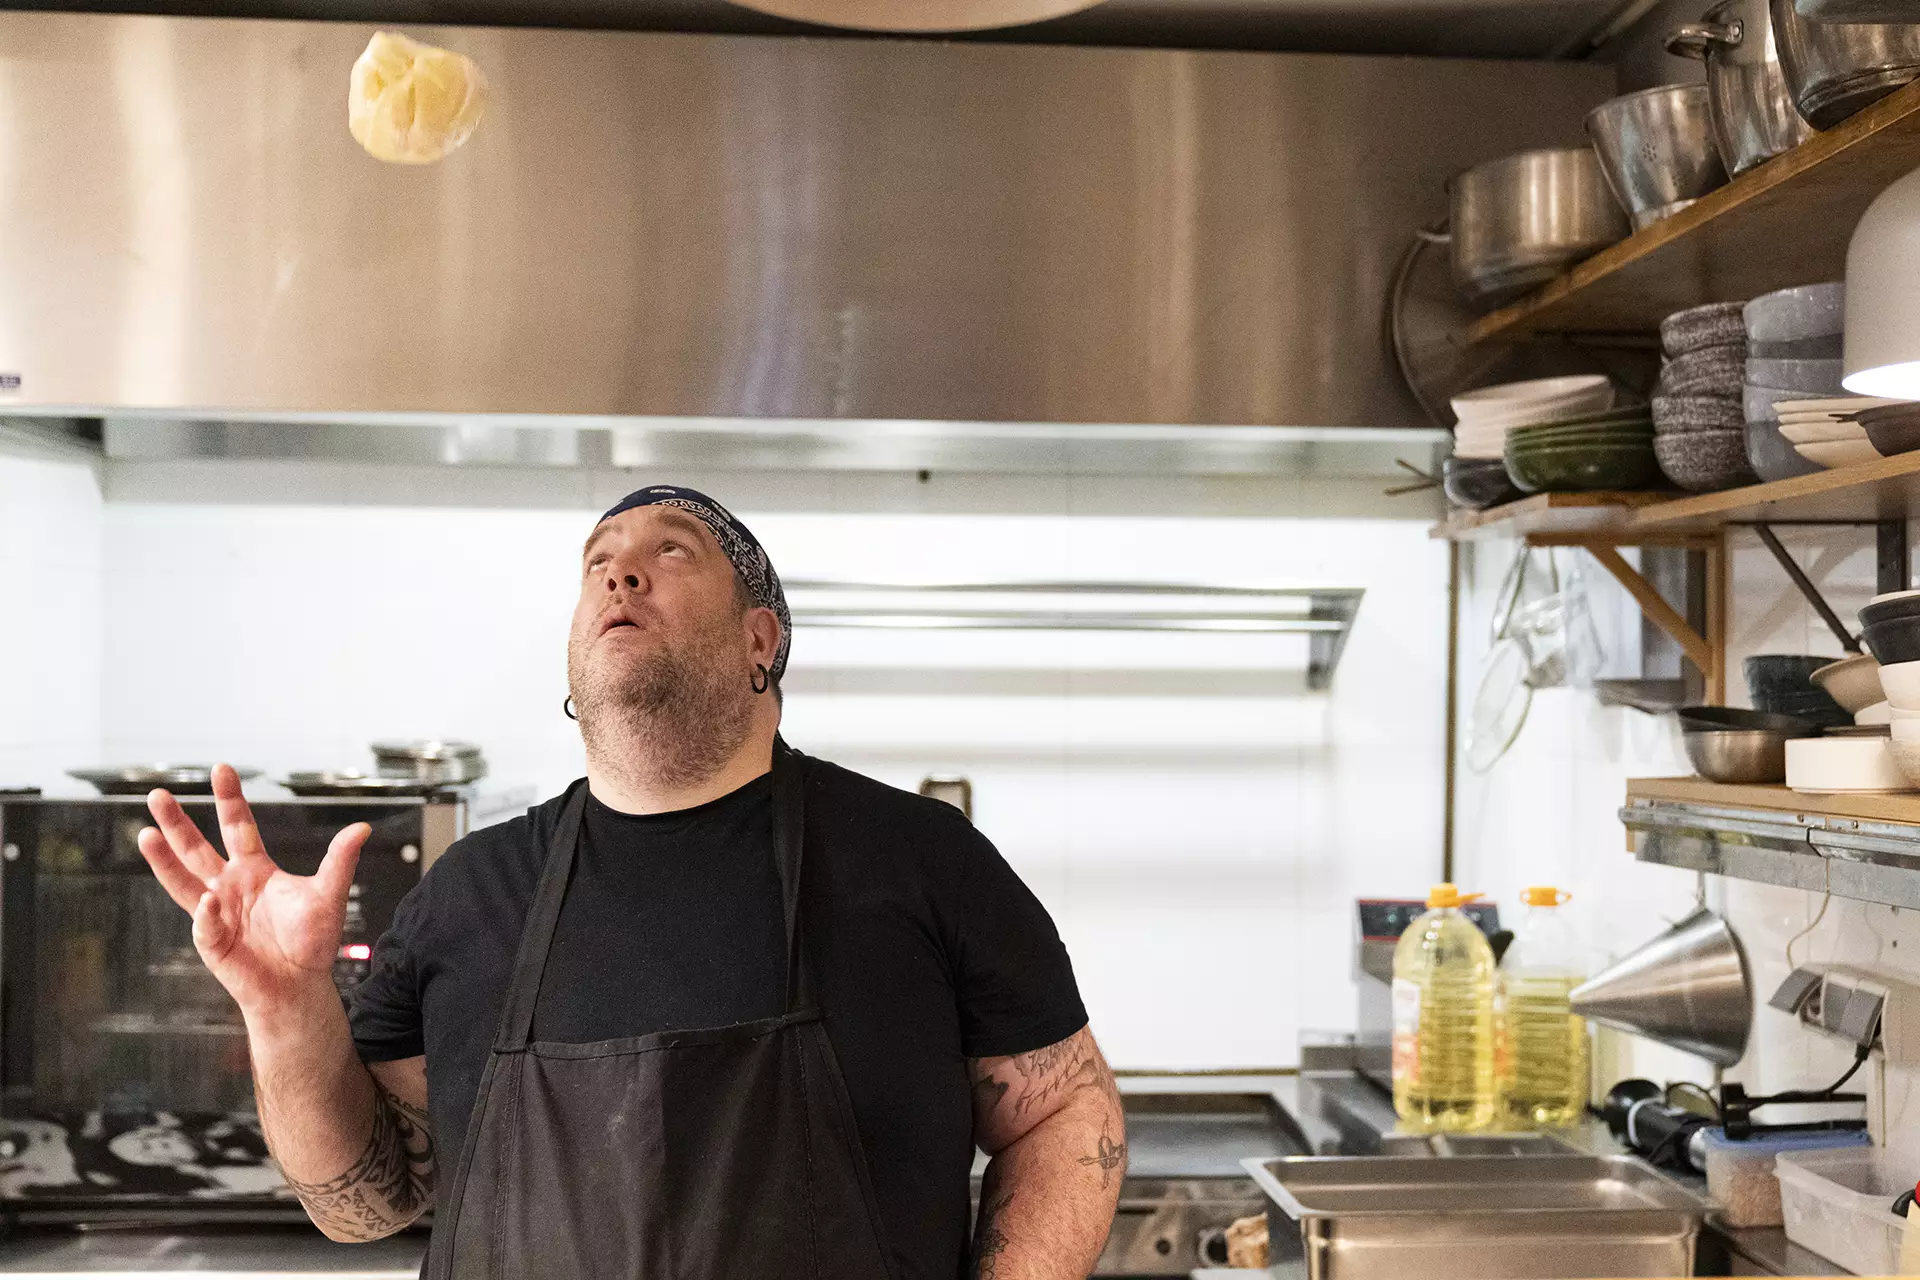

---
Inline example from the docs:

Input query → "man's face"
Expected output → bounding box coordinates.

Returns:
[566,507,769,755]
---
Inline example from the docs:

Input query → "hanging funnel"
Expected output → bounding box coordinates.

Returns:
[1570,908,1753,1067]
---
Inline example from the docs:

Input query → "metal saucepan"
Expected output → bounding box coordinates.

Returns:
[1772,0,1920,128]
[1668,0,1817,175]
[370,739,488,785]
[1448,148,1630,306]
[1586,83,1729,230]
[67,765,263,795]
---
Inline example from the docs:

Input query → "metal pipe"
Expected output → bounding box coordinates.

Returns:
[1751,524,1861,654]
[1442,540,1460,884]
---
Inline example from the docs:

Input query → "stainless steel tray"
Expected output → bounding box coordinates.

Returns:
[278,772,446,797]
[1244,1153,1709,1280]
[68,765,261,795]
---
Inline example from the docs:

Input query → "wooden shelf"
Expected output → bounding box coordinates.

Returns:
[1432,450,1920,542]
[1624,777,1920,909]
[1629,775,1920,825]
[1467,80,1920,344]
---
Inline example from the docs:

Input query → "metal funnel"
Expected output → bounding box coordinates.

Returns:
[1570,908,1752,1067]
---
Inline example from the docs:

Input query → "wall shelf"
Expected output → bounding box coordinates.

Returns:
[1432,451,1920,543]
[1466,80,1920,344]
[1623,777,1920,910]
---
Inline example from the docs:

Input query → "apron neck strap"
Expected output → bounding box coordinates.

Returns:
[493,744,812,1053]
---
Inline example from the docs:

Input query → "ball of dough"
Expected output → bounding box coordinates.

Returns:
[347,31,487,165]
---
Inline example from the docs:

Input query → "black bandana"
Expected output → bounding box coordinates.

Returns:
[597,485,791,682]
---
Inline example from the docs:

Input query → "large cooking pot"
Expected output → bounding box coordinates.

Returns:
[1668,0,1816,174]
[1448,148,1629,306]
[1772,0,1920,129]
[1586,84,1728,230]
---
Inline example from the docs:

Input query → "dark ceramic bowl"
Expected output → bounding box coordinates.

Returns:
[1662,302,1747,357]
[1653,394,1745,434]
[1659,347,1746,398]
[1744,654,1850,726]
[1504,441,1661,493]
[1442,457,1523,510]
[1864,617,1920,665]
[1859,404,1920,458]
[1858,591,1920,629]
[1654,429,1759,492]
[1745,415,1823,483]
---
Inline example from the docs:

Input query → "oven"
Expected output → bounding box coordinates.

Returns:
[0,795,467,1221]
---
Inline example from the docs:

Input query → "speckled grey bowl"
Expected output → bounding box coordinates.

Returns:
[1659,346,1746,398]
[1653,393,1745,434]
[1655,428,1759,492]
[1662,301,1748,357]
[1746,415,1823,483]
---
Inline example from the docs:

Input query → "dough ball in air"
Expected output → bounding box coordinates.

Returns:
[348,32,487,165]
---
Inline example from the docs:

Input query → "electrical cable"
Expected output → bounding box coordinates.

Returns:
[1786,858,1834,970]
[1821,1046,1871,1097]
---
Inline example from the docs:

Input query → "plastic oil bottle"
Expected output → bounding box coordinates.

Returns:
[1498,886,1589,1128]
[1391,884,1497,1133]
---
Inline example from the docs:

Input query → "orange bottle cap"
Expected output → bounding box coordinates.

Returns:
[1522,886,1570,907]
[1427,884,1484,909]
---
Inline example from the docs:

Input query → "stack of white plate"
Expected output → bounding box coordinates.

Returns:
[1777,396,1910,469]
[1452,375,1617,460]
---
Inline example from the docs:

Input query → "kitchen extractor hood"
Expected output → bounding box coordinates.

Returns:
[0,12,1611,428]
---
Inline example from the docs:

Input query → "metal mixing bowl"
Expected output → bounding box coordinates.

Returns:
[1684,728,1792,782]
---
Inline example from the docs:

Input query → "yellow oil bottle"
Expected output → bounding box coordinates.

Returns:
[1498,886,1589,1128]
[1391,884,1497,1133]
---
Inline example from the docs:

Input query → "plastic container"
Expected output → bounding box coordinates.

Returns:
[1498,886,1589,1128]
[1392,884,1498,1134]
[1701,1127,1870,1228]
[1776,1144,1920,1276]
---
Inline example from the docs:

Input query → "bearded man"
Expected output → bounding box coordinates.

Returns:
[135,485,1124,1280]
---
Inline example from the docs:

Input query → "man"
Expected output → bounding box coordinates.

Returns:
[136,485,1124,1280]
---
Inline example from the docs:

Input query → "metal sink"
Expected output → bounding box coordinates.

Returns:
[1246,1153,1711,1280]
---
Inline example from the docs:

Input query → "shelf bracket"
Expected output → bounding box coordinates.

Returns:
[1752,523,1862,655]
[1582,543,1716,686]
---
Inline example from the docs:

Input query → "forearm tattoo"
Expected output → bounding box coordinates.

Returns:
[278,1089,435,1241]
[1077,1116,1127,1189]
[971,1189,1014,1280]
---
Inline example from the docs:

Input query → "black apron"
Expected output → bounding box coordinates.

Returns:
[425,747,898,1280]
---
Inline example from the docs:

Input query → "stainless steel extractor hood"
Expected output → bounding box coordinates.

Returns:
[0,13,1612,428]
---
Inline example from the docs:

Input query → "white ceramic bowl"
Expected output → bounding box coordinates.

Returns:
[1881,660,1920,710]
[1873,589,1920,607]
[1813,653,1885,714]
[1779,421,1868,444]
[1894,717,1920,740]
[1786,736,1914,793]
[1859,700,1894,725]
[1775,396,1910,416]
[1890,737,1920,789]
[1892,705,1920,724]
[1452,376,1615,428]
[1795,440,1883,468]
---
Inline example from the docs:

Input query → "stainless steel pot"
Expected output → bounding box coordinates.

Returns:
[1668,0,1817,174]
[1448,148,1629,305]
[1772,0,1920,128]
[1585,84,1728,230]
[370,739,488,785]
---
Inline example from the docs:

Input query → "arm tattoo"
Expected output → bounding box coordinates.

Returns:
[1077,1116,1128,1189]
[1003,1032,1118,1120]
[971,1189,1014,1280]
[279,1088,435,1241]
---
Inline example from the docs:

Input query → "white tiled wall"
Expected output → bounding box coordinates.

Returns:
[46,461,1453,1070]
[0,452,103,784]
[1454,526,1920,1149]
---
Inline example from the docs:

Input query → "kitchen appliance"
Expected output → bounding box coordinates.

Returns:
[0,793,473,1218]
[1570,908,1753,1066]
[1352,898,1503,1092]
[1448,149,1630,305]
[1245,1153,1710,1280]
[1772,0,1920,129]
[1586,84,1729,231]
[1668,0,1817,175]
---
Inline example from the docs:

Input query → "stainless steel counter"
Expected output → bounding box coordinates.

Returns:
[0,1227,425,1276]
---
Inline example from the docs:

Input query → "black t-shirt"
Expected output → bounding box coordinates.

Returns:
[348,753,1088,1280]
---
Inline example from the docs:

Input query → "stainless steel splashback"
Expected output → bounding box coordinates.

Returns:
[0,13,1611,426]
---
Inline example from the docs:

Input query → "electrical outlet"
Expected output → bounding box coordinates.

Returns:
[1785,964,1920,1064]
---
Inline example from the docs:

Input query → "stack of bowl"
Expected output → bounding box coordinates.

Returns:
[1503,405,1659,493]
[1860,592,1920,786]
[1679,705,1816,784]
[1743,283,1847,482]
[1745,654,1853,729]
[1653,302,1757,491]
[1446,376,1617,507]
[1776,397,1908,469]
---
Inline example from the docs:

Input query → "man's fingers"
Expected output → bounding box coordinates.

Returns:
[210,763,269,863]
[137,827,211,914]
[191,889,235,963]
[315,823,369,904]
[145,788,226,882]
